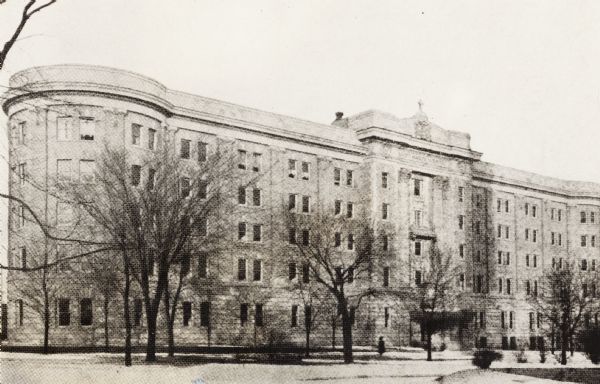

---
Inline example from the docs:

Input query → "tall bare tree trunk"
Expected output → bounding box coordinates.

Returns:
[42,266,50,354]
[123,258,132,367]
[104,296,110,353]
[331,315,336,349]
[341,308,353,363]
[561,322,568,365]
[426,327,433,361]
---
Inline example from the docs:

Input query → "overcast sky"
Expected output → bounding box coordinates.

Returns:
[1,0,600,190]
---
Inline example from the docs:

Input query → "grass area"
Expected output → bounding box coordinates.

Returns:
[494,367,600,384]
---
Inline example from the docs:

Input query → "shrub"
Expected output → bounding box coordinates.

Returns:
[439,342,447,352]
[472,349,503,369]
[409,340,422,348]
[515,348,528,363]
[579,327,600,364]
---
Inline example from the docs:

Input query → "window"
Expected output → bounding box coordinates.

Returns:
[525,228,530,241]
[458,186,464,202]
[17,163,26,185]
[458,215,464,230]
[148,128,156,150]
[534,281,538,296]
[525,203,529,216]
[414,210,422,227]
[498,278,503,293]
[497,251,503,265]
[238,150,247,169]
[476,250,481,263]
[382,236,389,251]
[147,169,156,190]
[253,260,262,281]
[180,139,191,159]
[551,208,555,220]
[509,311,514,329]
[479,311,486,329]
[581,211,587,223]
[592,212,596,223]
[288,159,297,178]
[255,304,264,326]
[182,301,192,327]
[414,241,421,256]
[529,312,534,330]
[58,298,70,326]
[334,200,342,215]
[533,229,537,243]
[198,253,208,278]
[334,168,341,185]
[347,234,354,250]
[301,162,310,180]
[558,209,562,221]
[582,235,587,247]
[505,200,509,213]
[383,267,390,287]
[180,177,191,198]
[501,311,506,329]
[532,205,537,217]
[384,307,390,328]
[131,124,141,145]
[347,267,354,284]
[346,170,353,187]
[476,275,483,293]
[559,234,562,246]
[57,159,72,182]
[288,262,297,280]
[79,160,95,183]
[382,203,389,220]
[253,224,262,242]
[238,223,246,240]
[475,221,480,234]
[302,263,310,283]
[381,172,388,188]
[506,279,511,294]
[197,180,208,200]
[198,142,208,162]
[346,202,354,218]
[252,153,261,172]
[593,260,597,272]
[334,232,341,247]
[497,225,502,238]
[134,299,143,326]
[240,304,248,326]
[79,118,95,140]
[131,165,141,186]
[414,179,421,196]
[57,117,72,141]
[16,121,26,145]
[415,270,422,285]
[289,228,297,244]
[252,188,261,206]
[592,236,596,248]
[200,302,210,327]
[582,259,588,271]
[291,305,298,327]
[302,230,309,246]
[505,225,509,239]
[458,273,465,290]
[238,259,246,280]
[305,305,312,328]
[533,255,538,268]
[551,232,555,245]
[526,254,530,267]
[288,194,296,211]
[526,280,531,295]
[302,196,310,213]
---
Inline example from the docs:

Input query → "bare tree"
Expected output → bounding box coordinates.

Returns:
[535,261,598,365]
[402,243,464,361]
[68,136,242,362]
[281,207,376,363]
[0,0,57,71]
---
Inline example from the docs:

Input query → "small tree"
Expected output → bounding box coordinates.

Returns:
[406,243,463,361]
[536,262,598,365]
[281,207,376,363]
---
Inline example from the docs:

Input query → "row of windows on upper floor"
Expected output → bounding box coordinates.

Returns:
[495,224,598,247]
[496,199,598,225]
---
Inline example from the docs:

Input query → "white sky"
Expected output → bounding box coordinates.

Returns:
[1,0,600,191]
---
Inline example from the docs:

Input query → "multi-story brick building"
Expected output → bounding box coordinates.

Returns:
[2,65,599,350]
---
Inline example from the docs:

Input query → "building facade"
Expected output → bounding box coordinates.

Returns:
[2,65,600,350]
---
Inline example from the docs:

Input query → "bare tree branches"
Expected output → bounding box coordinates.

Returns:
[0,0,57,71]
